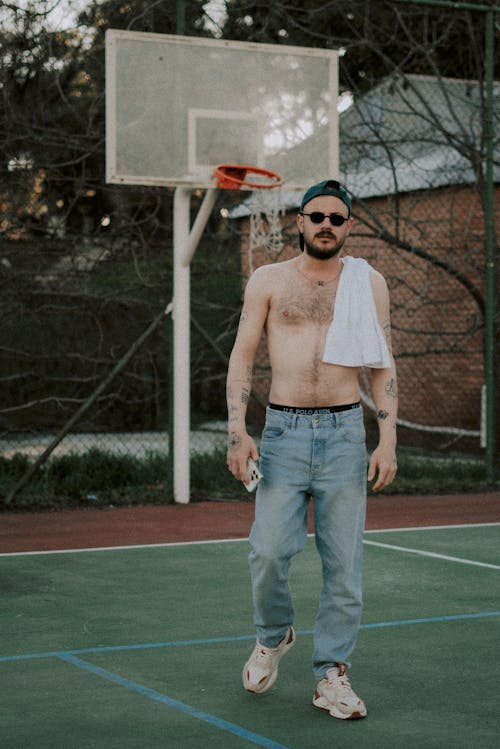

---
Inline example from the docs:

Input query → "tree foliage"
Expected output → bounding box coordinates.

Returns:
[0,0,497,460]
[1,0,497,241]
[222,0,498,92]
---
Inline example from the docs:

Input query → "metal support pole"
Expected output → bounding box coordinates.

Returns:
[173,187,191,503]
[171,187,219,502]
[181,188,218,267]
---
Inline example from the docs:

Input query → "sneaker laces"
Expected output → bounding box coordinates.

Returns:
[254,645,275,664]
[326,665,357,701]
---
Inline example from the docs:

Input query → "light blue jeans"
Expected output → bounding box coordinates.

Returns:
[249,405,367,680]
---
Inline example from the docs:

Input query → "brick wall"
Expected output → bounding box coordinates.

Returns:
[240,184,499,451]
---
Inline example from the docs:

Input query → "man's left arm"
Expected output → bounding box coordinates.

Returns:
[368,271,398,492]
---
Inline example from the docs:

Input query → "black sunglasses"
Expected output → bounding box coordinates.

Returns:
[300,211,349,226]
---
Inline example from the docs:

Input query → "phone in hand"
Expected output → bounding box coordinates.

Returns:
[244,458,263,492]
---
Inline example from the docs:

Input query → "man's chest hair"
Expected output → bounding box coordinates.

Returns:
[270,287,335,326]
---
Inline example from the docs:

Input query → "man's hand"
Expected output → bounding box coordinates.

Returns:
[368,444,397,492]
[227,430,259,485]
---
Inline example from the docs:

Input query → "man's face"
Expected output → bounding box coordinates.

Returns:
[297,195,353,260]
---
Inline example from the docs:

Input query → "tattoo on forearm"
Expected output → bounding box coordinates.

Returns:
[377,409,389,420]
[227,364,253,426]
[228,432,242,451]
[384,377,398,399]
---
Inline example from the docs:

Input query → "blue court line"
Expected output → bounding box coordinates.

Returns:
[0,634,256,663]
[1,610,499,664]
[360,610,500,628]
[58,653,291,749]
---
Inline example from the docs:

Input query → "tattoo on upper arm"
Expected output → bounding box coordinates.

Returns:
[377,409,389,420]
[238,310,249,328]
[385,377,398,399]
[382,319,392,348]
[241,387,250,405]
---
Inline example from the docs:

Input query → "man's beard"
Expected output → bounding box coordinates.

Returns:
[304,235,345,260]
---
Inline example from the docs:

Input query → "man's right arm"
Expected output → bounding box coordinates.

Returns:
[226,269,269,484]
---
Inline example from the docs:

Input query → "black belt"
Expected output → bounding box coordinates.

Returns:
[268,402,360,415]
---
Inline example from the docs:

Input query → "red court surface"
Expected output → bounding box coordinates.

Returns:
[1,492,499,553]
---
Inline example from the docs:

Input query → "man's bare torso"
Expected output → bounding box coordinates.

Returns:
[261,258,360,407]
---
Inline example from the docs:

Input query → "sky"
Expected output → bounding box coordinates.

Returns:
[35,0,226,32]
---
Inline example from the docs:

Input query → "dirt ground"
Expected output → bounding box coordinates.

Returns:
[1,491,499,553]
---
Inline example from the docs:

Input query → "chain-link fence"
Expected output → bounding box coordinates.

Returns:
[0,1,498,507]
[0,197,244,506]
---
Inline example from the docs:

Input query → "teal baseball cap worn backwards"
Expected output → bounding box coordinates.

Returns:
[299,179,352,250]
[300,179,352,214]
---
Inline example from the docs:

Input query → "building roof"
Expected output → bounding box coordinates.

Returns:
[231,73,499,217]
[339,73,500,199]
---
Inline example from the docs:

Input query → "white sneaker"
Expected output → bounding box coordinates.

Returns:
[242,627,295,693]
[313,663,367,720]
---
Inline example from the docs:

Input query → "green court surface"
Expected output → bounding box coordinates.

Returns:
[1,524,499,748]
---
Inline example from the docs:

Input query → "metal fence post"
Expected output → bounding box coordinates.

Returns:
[483,8,498,481]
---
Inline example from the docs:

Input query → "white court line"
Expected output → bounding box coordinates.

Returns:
[365,522,500,534]
[1,522,499,558]
[364,539,500,570]
[0,536,246,557]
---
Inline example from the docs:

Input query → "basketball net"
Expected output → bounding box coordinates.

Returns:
[247,187,285,273]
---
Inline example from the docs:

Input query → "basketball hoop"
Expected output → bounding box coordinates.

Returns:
[214,164,286,273]
[214,164,284,273]
[213,164,284,190]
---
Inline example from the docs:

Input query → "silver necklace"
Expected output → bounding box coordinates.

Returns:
[296,262,343,287]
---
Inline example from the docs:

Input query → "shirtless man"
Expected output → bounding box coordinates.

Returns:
[226,179,397,720]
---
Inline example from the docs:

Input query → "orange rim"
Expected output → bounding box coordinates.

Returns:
[213,164,284,190]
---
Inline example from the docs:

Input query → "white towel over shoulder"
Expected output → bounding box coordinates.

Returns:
[322,256,392,369]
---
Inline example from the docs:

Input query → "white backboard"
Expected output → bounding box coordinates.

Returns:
[106,30,339,190]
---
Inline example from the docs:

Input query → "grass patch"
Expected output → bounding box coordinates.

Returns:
[0,449,171,511]
[0,447,248,511]
[376,451,497,495]
[0,448,497,512]
[190,447,249,501]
